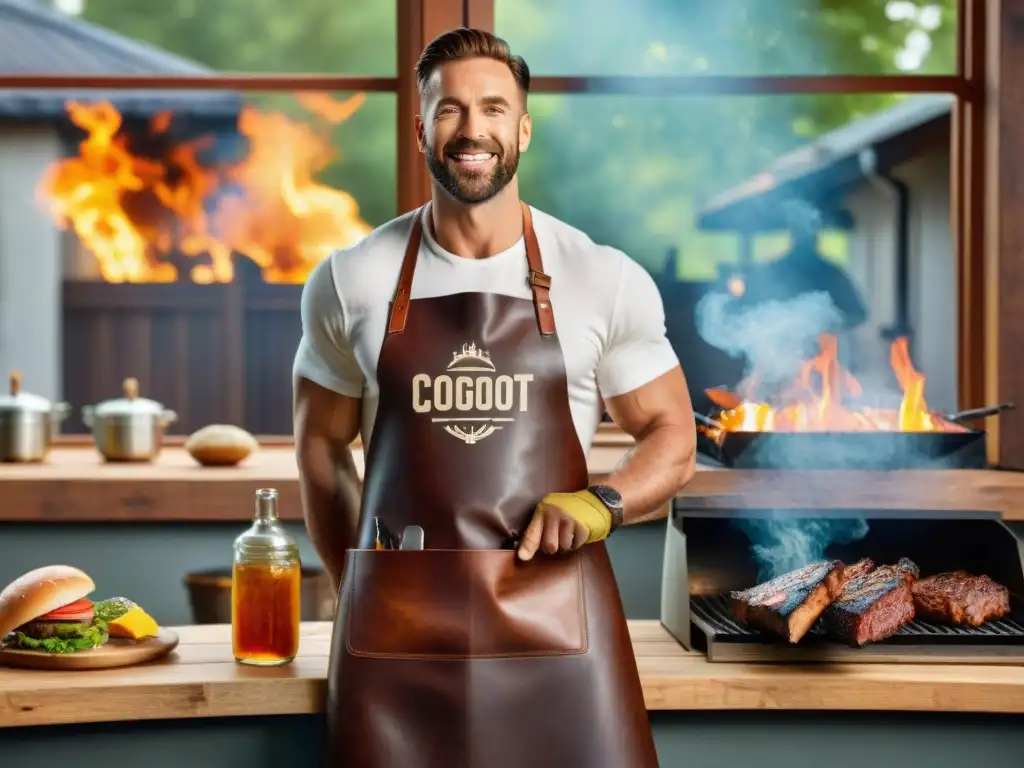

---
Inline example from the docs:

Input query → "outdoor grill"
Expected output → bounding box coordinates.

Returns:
[695,399,1013,470]
[689,593,1024,662]
[660,504,1024,664]
[696,427,989,470]
[693,333,1013,471]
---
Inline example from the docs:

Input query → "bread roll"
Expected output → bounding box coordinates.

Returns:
[0,565,95,639]
[185,424,258,467]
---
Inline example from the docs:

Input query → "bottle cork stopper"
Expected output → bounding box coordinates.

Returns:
[123,377,139,400]
[9,370,21,397]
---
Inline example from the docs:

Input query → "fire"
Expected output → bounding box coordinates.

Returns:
[706,334,962,435]
[37,94,372,283]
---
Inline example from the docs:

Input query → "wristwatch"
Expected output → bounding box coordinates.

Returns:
[587,485,624,534]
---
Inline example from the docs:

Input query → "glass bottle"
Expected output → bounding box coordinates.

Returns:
[231,488,301,666]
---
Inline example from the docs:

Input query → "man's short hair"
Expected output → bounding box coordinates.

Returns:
[415,27,530,102]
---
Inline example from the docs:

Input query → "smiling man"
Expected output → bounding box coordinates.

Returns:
[293,27,696,768]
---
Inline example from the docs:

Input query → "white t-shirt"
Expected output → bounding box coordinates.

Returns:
[293,205,680,452]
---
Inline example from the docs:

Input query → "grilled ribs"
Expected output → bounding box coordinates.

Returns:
[731,561,845,643]
[911,571,1010,627]
[824,558,920,646]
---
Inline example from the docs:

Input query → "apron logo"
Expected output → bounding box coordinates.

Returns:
[412,342,533,445]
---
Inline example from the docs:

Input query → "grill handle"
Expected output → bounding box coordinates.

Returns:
[945,402,1015,424]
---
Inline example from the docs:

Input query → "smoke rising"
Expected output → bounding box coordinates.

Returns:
[695,289,843,395]
[735,516,869,582]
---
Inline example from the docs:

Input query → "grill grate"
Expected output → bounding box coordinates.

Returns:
[691,594,1024,646]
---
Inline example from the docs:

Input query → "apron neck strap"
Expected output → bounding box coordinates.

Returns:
[386,208,423,335]
[387,202,556,337]
[521,202,556,337]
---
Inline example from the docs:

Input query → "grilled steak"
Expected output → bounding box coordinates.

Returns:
[840,558,875,585]
[911,571,1010,627]
[731,561,845,643]
[894,557,921,584]
[824,558,920,646]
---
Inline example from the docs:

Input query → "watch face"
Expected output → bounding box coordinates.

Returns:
[591,485,622,509]
[590,485,624,532]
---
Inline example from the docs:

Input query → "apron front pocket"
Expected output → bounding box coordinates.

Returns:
[344,549,588,659]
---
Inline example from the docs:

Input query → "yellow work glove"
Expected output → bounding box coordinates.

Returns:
[517,490,612,561]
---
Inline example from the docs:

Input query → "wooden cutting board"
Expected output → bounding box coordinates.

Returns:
[0,628,178,670]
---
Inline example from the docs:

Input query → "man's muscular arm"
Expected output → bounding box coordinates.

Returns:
[517,255,696,560]
[517,366,695,559]
[294,376,362,595]
[602,364,696,524]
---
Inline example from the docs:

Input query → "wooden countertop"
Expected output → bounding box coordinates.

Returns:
[3,434,1024,521]
[4,621,1024,728]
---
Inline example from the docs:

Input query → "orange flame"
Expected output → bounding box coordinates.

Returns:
[37,95,371,283]
[706,334,961,435]
[294,92,366,125]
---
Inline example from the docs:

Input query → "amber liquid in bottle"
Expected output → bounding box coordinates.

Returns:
[232,488,301,666]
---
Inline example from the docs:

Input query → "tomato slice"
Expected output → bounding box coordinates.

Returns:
[39,598,94,619]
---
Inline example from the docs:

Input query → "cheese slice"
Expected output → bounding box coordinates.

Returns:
[108,606,160,640]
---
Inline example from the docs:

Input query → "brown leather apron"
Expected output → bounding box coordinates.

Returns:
[325,203,659,768]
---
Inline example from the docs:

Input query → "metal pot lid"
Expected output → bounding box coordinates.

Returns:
[0,370,54,414]
[92,377,167,416]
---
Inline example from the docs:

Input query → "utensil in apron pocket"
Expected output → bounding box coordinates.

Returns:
[372,517,401,550]
[400,526,425,551]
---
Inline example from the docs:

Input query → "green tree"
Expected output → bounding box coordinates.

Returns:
[76,0,957,278]
[499,0,957,276]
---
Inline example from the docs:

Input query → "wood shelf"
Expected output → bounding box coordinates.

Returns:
[0,429,635,522]
[4,435,1024,521]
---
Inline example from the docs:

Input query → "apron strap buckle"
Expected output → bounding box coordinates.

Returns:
[520,203,557,337]
[528,270,552,289]
[527,270,556,337]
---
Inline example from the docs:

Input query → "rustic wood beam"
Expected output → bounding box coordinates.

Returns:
[396,0,466,213]
[465,0,495,30]
[956,0,988,416]
[984,0,1024,468]
[0,74,961,98]
[0,75,397,90]
[530,74,967,95]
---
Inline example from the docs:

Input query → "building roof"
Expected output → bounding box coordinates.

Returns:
[698,93,954,232]
[0,0,241,120]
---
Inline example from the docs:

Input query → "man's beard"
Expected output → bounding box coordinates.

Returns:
[425,139,519,204]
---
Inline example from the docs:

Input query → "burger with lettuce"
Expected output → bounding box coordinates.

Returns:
[0,565,112,653]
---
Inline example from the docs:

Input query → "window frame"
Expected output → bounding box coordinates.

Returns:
[0,0,988,419]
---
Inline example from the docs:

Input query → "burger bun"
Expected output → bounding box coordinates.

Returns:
[185,424,258,467]
[0,565,95,639]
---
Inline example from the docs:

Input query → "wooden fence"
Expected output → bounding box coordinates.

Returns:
[62,272,303,436]
[61,272,742,438]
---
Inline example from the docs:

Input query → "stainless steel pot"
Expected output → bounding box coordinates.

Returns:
[0,370,71,462]
[82,377,178,462]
